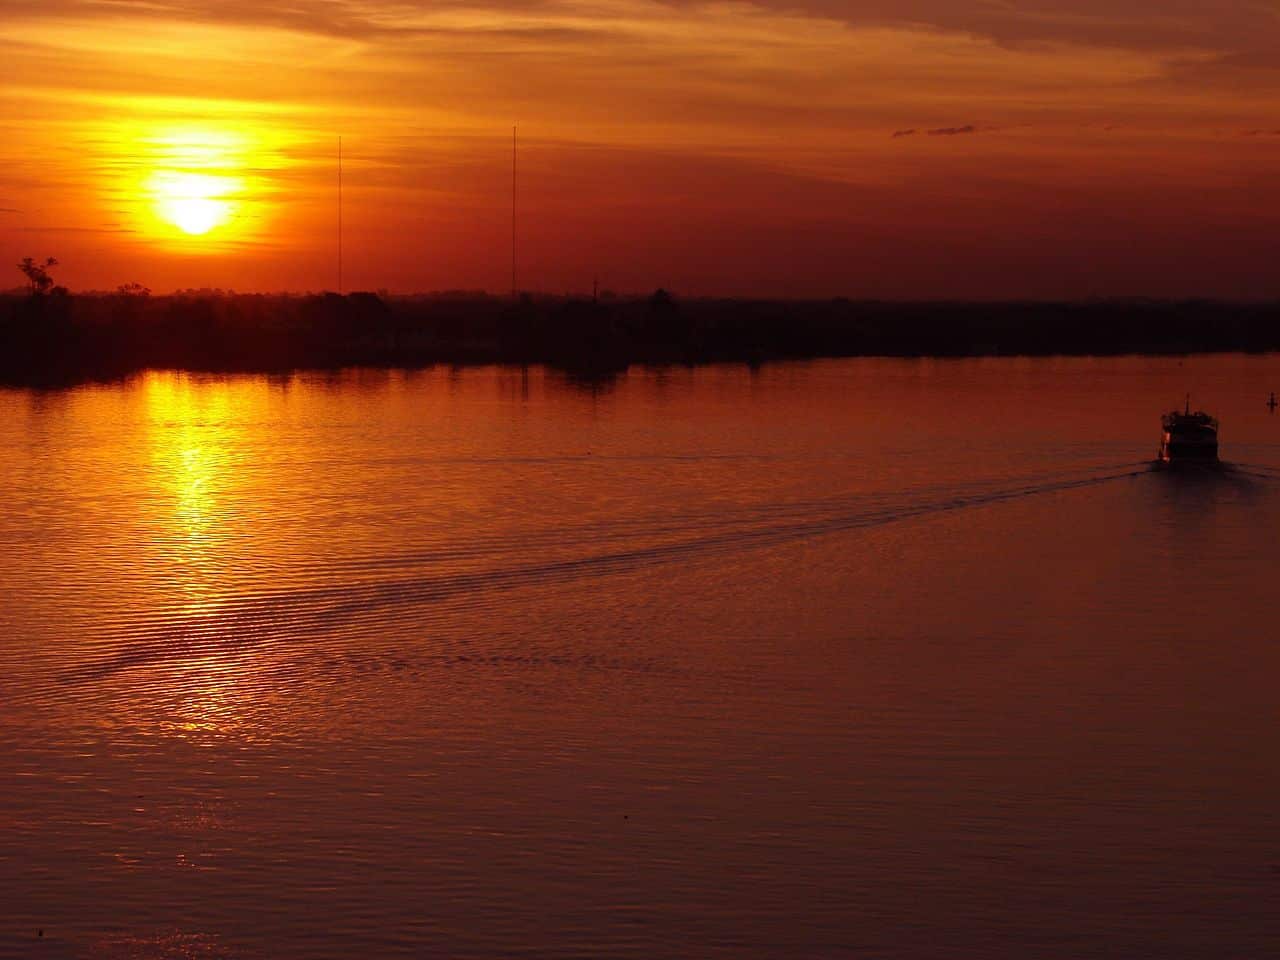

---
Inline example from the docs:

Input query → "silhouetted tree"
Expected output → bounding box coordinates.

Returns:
[649,288,675,311]
[18,257,59,296]
[115,282,151,297]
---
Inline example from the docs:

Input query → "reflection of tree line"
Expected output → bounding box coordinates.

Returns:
[5,257,1280,385]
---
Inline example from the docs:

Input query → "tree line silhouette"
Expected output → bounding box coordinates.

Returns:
[4,256,1280,385]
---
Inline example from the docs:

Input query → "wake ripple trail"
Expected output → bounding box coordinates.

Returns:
[43,462,1149,690]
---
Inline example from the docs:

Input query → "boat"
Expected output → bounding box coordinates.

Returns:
[1159,397,1219,464]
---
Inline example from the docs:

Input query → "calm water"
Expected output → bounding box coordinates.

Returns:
[2,357,1279,959]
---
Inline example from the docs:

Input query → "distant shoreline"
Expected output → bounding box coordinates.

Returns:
[3,292,1279,387]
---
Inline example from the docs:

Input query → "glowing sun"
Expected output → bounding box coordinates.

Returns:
[103,119,296,250]
[149,171,240,236]
[119,126,274,246]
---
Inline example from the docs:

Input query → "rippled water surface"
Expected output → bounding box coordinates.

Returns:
[3,357,1280,958]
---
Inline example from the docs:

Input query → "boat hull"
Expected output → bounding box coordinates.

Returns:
[1159,431,1218,463]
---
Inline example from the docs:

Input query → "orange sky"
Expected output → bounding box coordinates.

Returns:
[1,1,1279,298]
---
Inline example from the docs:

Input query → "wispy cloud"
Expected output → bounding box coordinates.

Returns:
[20,225,138,234]
[720,0,1280,63]
[24,0,1280,59]
[2,0,1280,297]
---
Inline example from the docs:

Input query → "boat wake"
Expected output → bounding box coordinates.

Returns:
[1217,461,1280,481]
[34,460,1159,694]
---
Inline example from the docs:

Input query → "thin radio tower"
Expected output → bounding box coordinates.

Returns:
[511,124,517,298]
[338,135,344,295]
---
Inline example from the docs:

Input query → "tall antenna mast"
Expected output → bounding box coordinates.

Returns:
[338,135,344,296]
[506,122,512,296]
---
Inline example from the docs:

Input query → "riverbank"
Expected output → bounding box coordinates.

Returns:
[2,291,1278,385]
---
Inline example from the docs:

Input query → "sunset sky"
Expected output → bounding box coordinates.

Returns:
[2,1,1278,298]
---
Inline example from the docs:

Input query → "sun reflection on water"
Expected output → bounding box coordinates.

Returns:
[143,374,240,613]
[140,374,273,740]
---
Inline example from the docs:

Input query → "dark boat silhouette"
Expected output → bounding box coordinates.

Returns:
[1159,396,1219,464]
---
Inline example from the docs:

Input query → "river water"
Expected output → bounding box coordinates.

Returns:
[2,357,1278,959]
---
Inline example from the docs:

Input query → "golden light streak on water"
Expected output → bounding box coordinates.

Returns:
[142,373,244,626]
